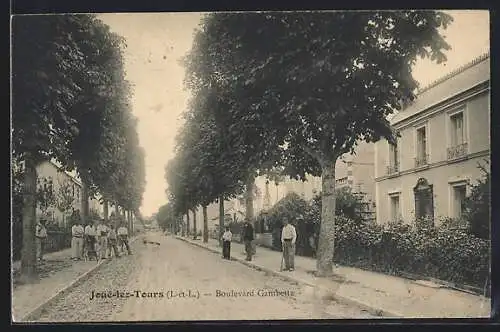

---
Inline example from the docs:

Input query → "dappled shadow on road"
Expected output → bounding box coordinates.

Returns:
[12,259,74,288]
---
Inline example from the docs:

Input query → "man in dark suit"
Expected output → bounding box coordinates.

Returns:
[242,219,254,261]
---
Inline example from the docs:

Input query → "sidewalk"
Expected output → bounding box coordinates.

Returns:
[12,235,140,321]
[175,236,490,318]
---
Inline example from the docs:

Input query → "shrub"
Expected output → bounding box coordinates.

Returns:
[464,160,490,239]
[311,187,367,223]
[256,187,490,292]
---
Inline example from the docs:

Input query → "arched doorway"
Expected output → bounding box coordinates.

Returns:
[413,178,434,223]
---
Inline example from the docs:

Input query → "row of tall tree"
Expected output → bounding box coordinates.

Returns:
[164,11,452,276]
[12,14,145,283]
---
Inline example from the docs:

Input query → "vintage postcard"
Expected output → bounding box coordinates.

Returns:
[11,10,491,322]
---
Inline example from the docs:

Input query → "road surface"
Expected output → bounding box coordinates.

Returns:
[35,231,374,321]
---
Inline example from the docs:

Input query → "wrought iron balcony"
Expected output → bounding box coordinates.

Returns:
[447,142,468,160]
[386,163,399,175]
[414,154,428,168]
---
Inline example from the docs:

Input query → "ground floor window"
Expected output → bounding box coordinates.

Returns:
[414,178,434,224]
[451,183,467,219]
[389,194,401,222]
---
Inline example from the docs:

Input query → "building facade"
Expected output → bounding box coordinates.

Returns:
[36,160,103,227]
[374,53,490,225]
[182,139,377,234]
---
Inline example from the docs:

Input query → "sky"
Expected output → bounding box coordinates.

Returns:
[98,10,490,217]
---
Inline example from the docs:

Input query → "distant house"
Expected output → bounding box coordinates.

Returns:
[374,53,490,225]
[35,159,103,227]
[251,140,376,220]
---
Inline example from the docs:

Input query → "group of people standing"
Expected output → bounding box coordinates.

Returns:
[71,214,132,261]
[219,217,297,272]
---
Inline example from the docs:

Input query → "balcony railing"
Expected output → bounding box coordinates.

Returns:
[336,177,348,185]
[386,163,400,175]
[414,154,428,168]
[447,142,468,160]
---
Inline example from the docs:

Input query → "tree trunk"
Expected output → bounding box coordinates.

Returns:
[192,209,197,239]
[186,212,190,236]
[131,211,134,234]
[316,160,337,277]
[202,205,208,243]
[219,196,224,247]
[20,156,38,283]
[125,210,129,231]
[245,176,257,254]
[245,176,255,223]
[103,200,109,222]
[81,180,89,225]
[130,211,133,233]
[132,211,135,234]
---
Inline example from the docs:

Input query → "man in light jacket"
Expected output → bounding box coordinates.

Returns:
[221,226,232,260]
[71,218,84,260]
[281,217,297,271]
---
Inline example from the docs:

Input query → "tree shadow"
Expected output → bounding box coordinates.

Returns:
[12,259,73,287]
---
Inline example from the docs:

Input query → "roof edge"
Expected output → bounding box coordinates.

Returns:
[416,51,490,95]
[392,80,490,126]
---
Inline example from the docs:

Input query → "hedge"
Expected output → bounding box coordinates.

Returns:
[256,192,490,293]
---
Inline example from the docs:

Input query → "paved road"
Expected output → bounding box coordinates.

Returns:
[35,231,374,321]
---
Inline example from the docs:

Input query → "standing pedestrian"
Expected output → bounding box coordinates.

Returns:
[96,218,109,259]
[281,217,297,271]
[84,219,97,258]
[242,219,254,261]
[221,226,232,259]
[71,217,84,260]
[35,216,48,262]
[117,223,132,255]
[107,223,120,259]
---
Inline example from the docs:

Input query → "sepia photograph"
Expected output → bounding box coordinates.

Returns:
[11,10,491,322]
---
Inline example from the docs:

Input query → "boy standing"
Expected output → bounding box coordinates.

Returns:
[107,224,120,259]
[84,220,97,255]
[35,216,48,262]
[96,218,109,259]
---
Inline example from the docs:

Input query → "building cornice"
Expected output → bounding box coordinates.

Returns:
[392,82,490,130]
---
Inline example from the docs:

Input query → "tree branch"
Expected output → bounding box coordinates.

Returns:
[301,143,326,168]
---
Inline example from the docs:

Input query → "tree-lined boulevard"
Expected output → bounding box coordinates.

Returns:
[162,11,452,276]
[12,11,492,322]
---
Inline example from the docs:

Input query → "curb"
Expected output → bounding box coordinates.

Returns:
[18,236,140,322]
[175,236,403,318]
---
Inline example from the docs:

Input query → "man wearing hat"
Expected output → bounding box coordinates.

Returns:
[35,215,48,262]
[242,219,254,261]
[281,216,297,271]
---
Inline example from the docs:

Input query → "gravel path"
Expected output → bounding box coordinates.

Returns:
[33,232,374,322]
